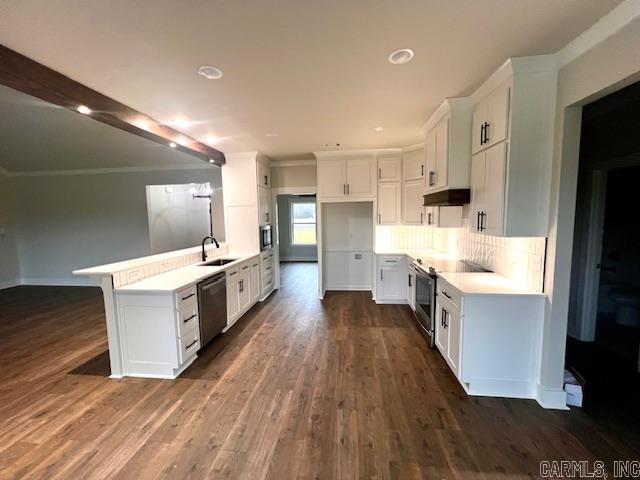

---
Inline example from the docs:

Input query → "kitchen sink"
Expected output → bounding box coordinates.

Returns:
[200,258,237,266]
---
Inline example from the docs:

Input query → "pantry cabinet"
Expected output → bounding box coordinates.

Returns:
[317,155,376,200]
[258,185,272,226]
[468,56,557,236]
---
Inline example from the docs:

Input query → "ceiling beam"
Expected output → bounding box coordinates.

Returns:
[0,44,225,166]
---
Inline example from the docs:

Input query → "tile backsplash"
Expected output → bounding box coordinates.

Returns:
[377,219,546,292]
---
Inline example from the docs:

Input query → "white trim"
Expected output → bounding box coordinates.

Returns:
[272,187,317,196]
[0,279,21,290]
[401,143,425,153]
[4,163,217,177]
[556,0,640,68]
[421,97,473,134]
[289,197,317,248]
[271,159,316,168]
[313,148,401,159]
[536,385,569,410]
[280,256,318,262]
[325,286,372,291]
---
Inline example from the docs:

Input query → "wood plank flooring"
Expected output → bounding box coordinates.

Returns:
[1,262,639,479]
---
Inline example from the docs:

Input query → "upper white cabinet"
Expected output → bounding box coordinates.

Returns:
[378,154,402,182]
[468,56,558,237]
[425,206,463,228]
[422,97,473,194]
[257,157,271,187]
[472,82,510,154]
[258,185,272,226]
[377,182,401,225]
[316,153,377,200]
[402,178,425,225]
[401,146,425,181]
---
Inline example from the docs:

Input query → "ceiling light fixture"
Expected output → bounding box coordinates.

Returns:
[167,118,192,129]
[265,133,279,137]
[205,135,220,145]
[374,126,384,132]
[209,159,215,164]
[169,142,177,148]
[77,105,92,114]
[388,48,414,65]
[197,65,223,80]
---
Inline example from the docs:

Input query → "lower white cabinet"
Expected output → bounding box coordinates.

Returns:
[226,257,261,327]
[407,263,417,311]
[226,266,240,323]
[434,276,545,399]
[250,259,260,303]
[260,249,276,298]
[376,255,407,303]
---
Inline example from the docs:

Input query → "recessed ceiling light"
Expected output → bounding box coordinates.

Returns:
[374,126,384,132]
[388,48,414,65]
[265,133,279,137]
[209,159,215,164]
[197,65,223,80]
[169,142,177,148]
[205,135,220,145]
[77,105,91,114]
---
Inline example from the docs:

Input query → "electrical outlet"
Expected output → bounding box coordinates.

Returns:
[354,253,362,260]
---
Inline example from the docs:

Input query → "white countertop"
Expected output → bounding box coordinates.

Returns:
[116,252,260,293]
[437,272,545,297]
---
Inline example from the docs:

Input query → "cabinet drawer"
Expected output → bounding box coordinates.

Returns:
[378,255,404,264]
[177,309,199,338]
[179,329,199,364]
[262,258,274,278]
[262,272,274,293]
[260,250,274,262]
[176,286,197,310]
[437,281,462,311]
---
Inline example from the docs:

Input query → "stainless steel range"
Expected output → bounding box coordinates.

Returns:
[413,256,489,347]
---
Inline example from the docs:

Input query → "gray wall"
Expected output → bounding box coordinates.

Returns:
[277,194,317,261]
[10,166,224,286]
[0,173,20,287]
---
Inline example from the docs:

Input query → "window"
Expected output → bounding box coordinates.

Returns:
[290,201,316,245]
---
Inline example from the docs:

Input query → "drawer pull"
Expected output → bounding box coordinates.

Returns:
[229,271,237,276]
[442,291,452,299]
[183,314,197,323]
[265,265,272,271]
[242,265,249,270]
[186,339,198,350]
[181,293,195,301]
[252,263,258,267]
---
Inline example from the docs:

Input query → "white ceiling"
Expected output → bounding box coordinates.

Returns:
[0,85,206,172]
[0,0,622,163]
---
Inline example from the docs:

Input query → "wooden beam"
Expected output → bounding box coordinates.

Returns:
[0,44,225,165]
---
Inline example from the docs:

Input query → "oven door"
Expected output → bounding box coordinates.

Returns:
[414,268,436,347]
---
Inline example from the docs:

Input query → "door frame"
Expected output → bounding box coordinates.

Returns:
[271,187,317,290]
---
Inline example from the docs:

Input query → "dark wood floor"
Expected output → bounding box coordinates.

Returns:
[1,263,639,479]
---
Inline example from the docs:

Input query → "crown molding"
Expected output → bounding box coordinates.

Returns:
[401,143,424,153]
[271,159,317,168]
[557,0,640,68]
[313,148,401,159]
[4,163,218,177]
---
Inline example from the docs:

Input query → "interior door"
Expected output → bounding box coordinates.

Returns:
[378,182,401,224]
[346,158,375,197]
[469,151,486,233]
[483,142,507,236]
[402,179,425,225]
[318,159,345,198]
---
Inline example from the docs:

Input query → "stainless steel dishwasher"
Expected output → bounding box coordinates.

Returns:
[197,272,227,348]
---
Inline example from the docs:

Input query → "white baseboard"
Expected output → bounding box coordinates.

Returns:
[0,279,21,290]
[536,384,569,410]
[325,286,372,291]
[19,277,100,287]
[280,256,318,262]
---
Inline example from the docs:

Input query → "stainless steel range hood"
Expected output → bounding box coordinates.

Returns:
[423,189,470,206]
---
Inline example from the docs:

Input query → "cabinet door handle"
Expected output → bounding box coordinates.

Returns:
[480,212,486,232]
[378,213,381,224]
[421,165,424,177]
[347,184,350,195]
[476,211,481,231]
[184,314,197,323]
[181,293,195,301]
[343,184,346,195]
[266,213,269,222]
[420,212,423,225]
[441,308,445,327]
[429,171,435,186]
[427,212,432,225]
[408,274,412,287]
[378,168,381,179]
[484,122,490,144]
[264,175,268,185]
[380,269,384,281]
[480,123,485,145]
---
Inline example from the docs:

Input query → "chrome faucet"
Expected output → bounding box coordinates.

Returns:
[201,236,220,261]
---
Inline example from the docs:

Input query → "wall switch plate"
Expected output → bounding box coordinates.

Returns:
[354,253,362,260]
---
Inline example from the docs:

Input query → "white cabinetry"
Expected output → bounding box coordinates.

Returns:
[402,178,425,225]
[258,185,272,226]
[316,153,377,200]
[434,275,545,399]
[226,266,240,324]
[376,255,407,303]
[468,56,557,236]
[423,97,473,194]
[425,206,463,228]
[402,146,425,181]
[257,158,271,187]
[260,249,275,299]
[378,154,402,182]
[377,182,401,225]
[407,263,416,311]
[250,259,260,303]
[226,257,261,328]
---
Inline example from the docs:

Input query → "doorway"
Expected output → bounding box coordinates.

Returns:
[566,81,640,420]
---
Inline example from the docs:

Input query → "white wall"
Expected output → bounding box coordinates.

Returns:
[277,194,318,261]
[322,202,373,290]
[147,183,216,254]
[0,172,20,288]
[11,166,223,286]
[272,164,316,188]
[542,10,640,406]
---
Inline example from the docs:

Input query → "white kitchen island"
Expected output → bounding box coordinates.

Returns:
[74,244,272,379]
